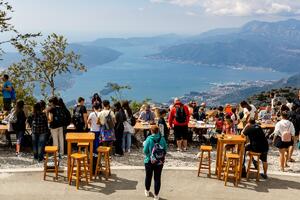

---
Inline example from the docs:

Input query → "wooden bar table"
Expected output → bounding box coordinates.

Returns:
[215,134,246,180]
[66,132,95,179]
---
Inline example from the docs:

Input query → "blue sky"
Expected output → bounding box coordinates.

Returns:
[9,0,300,42]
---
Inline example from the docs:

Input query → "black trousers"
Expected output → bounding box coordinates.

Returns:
[115,127,124,155]
[145,162,163,196]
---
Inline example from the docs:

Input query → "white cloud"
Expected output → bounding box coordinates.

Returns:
[150,0,300,16]
[185,11,198,16]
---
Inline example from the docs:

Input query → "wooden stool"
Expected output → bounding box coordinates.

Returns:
[77,142,91,179]
[44,146,59,180]
[197,145,212,177]
[95,146,111,180]
[247,152,261,181]
[69,153,89,189]
[224,153,240,187]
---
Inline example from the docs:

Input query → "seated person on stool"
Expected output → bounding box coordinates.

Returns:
[242,118,269,179]
[138,104,155,140]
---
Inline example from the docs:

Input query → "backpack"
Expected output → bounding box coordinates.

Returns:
[10,87,16,101]
[150,136,166,165]
[72,105,84,127]
[51,107,64,128]
[175,106,187,123]
[104,111,115,130]
[281,123,292,142]
[61,107,71,127]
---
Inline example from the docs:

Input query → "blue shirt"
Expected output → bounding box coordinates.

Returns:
[2,81,12,99]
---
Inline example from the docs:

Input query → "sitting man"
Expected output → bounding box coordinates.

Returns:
[138,104,155,140]
[258,106,272,121]
[242,118,269,179]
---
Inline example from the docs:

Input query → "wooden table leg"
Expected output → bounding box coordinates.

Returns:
[89,141,93,180]
[67,141,71,179]
[238,142,245,181]
[218,142,224,180]
[215,141,220,175]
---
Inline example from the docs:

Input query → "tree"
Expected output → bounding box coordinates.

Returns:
[0,0,40,59]
[100,82,131,102]
[7,33,87,97]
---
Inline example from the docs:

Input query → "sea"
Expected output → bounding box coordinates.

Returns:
[61,45,289,103]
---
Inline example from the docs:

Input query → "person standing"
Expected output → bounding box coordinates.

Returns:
[114,102,126,156]
[122,101,135,153]
[12,100,26,157]
[2,74,13,112]
[242,119,269,179]
[27,103,49,162]
[48,97,64,159]
[72,97,88,132]
[273,112,295,172]
[293,90,300,109]
[98,100,116,147]
[168,99,190,151]
[158,109,169,144]
[92,93,102,109]
[143,125,167,200]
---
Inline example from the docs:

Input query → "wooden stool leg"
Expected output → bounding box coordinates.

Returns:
[224,160,230,186]
[198,151,203,177]
[105,153,109,180]
[108,154,111,176]
[44,153,48,180]
[83,158,89,185]
[76,159,80,190]
[208,151,211,177]
[246,155,252,180]
[234,159,239,187]
[94,153,100,179]
[54,152,58,180]
[69,158,74,185]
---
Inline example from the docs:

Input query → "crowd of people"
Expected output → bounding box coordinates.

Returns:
[1,73,300,200]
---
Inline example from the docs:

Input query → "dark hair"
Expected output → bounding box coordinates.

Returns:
[92,93,102,107]
[78,97,85,103]
[122,100,133,117]
[280,104,290,112]
[231,107,237,120]
[249,118,256,125]
[58,98,66,109]
[218,106,224,112]
[39,100,46,111]
[114,102,122,111]
[225,114,231,120]
[49,96,59,106]
[240,101,251,111]
[286,97,292,103]
[159,109,167,117]
[3,74,9,80]
[93,103,101,110]
[33,102,42,115]
[102,100,110,108]
[270,92,275,98]
[281,111,288,119]
[15,100,24,114]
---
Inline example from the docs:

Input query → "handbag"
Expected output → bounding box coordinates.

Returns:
[100,126,115,143]
[273,136,282,148]
[123,121,135,134]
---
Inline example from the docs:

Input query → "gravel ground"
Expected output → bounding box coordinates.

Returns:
[0,139,299,174]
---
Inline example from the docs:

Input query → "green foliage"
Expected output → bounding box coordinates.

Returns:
[102,82,131,102]
[7,33,87,97]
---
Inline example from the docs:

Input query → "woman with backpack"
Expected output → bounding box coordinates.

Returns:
[28,103,49,162]
[114,102,126,156]
[122,101,135,153]
[273,111,295,172]
[143,125,167,200]
[13,100,26,157]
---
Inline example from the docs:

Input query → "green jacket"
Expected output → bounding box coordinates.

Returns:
[143,133,168,164]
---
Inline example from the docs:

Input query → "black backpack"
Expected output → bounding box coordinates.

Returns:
[51,107,64,128]
[104,111,115,130]
[72,105,84,127]
[62,107,71,127]
[175,106,187,123]
[150,136,166,165]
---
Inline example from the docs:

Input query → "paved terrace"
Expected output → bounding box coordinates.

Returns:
[0,169,299,200]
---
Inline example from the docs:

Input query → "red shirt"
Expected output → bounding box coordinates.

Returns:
[168,103,190,127]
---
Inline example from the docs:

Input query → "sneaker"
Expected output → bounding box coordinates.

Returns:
[144,190,150,197]
[154,195,159,200]
[16,152,20,157]
[260,173,268,179]
[127,149,131,153]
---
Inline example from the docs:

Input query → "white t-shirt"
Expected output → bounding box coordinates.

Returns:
[88,111,100,132]
[244,105,257,119]
[273,119,295,137]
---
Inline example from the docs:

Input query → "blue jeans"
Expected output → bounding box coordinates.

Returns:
[32,133,47,161]
[122,132,132,151]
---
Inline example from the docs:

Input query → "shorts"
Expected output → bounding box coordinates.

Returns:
[173,125,188,140]
[245,144,268,162]
[274,136,293,149]
[16,131,24,145]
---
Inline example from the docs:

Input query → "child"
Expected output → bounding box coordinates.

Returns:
[215,113,224,134]
[223,114,235,135]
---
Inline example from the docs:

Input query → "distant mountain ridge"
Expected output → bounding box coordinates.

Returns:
[149,19,300,73]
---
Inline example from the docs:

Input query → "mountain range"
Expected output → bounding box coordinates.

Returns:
[149,19,300,73]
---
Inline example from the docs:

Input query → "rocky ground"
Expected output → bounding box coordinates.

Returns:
[0,136,299,174]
